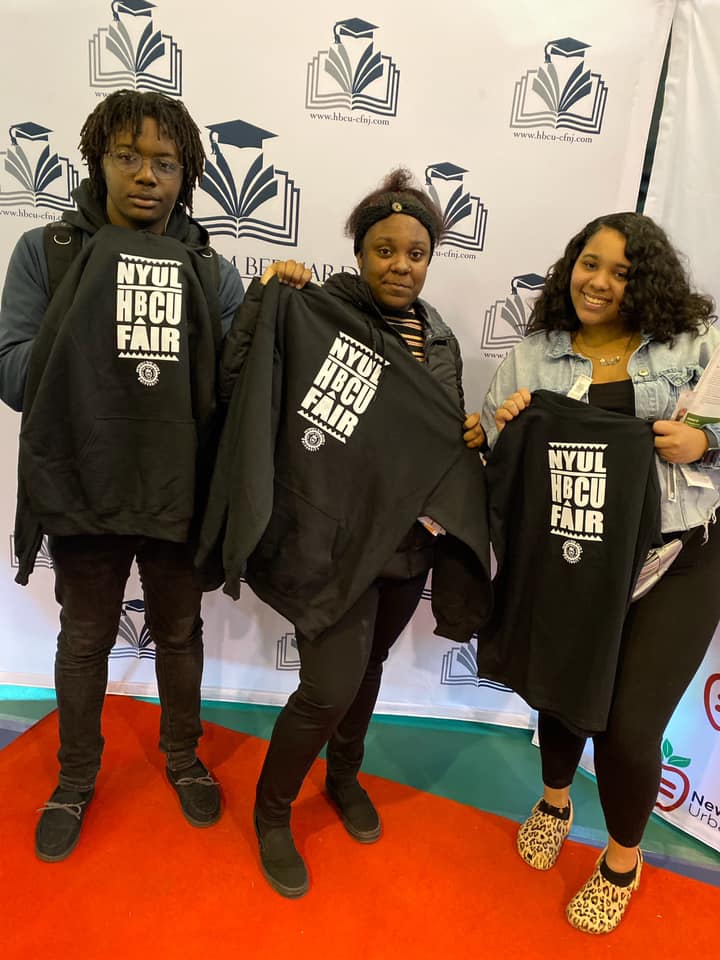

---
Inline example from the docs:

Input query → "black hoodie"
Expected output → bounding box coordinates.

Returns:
[14,182,224,583]
[476,389,661,734]
[198,274,492,641]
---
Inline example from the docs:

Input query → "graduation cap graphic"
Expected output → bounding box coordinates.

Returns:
[3,121,78,209]
[89,0,181,95]
[111,0,155,19]
[544,37,590,63]
[511,273,545,294]
[425,162,467,184]
[305,16,399,116]
[206,120,277,154]
[494,274,544,341]
[424,162,487,249]
[201,118,287,227]
[198,117,300,245]
[9,122,52,145]
[479,271,541,348]
[509,33,606,137]
[333,18,378,42]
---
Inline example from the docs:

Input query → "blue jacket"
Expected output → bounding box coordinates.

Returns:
[481,328,720,533]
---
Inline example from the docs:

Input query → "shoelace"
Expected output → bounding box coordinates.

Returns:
[37,799,89,820]
[173,773,218,787]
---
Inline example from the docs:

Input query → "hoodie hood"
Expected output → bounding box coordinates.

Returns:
[64,179,211,249]
[323,271,376,314]
[323,270,451,340]
[322,271,387,364]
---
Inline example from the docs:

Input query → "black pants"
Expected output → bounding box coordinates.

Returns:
[538,523,720,847]
[255,572,428,826]
[50,534,204,791]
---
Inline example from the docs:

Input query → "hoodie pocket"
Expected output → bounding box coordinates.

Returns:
[248,481,343,595]
[77,417,198,520]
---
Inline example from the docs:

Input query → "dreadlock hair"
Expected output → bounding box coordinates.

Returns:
[528,212,715,344]
[345,168,443,258]
[78,90,206,213]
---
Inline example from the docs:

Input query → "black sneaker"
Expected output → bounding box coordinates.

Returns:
[325,778,381,843]
[35,785,94,862]
[254,813,309,898]
[166,759,221,827]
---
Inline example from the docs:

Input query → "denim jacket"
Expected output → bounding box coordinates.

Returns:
[481,327,720,533]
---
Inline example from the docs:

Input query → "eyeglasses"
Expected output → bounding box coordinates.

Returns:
[105,149,183,181]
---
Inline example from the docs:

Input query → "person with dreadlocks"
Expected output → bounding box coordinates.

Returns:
[208,168,486,897]
[0,90,244,861]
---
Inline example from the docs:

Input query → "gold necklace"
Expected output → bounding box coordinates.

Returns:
[574,331,636,367]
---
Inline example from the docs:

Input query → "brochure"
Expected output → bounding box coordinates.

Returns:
[672,342,720,426]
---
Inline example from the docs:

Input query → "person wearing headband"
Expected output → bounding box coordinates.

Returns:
[220,168,485,897]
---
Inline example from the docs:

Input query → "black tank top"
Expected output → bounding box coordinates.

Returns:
[588,379,635,416]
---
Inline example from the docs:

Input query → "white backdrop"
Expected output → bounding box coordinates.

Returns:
[639,0,720,852]
[3,0,713,844]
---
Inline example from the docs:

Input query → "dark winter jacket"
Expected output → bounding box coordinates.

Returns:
[8,182,241,583]
[476,389,661,734]
[198,273,492,641]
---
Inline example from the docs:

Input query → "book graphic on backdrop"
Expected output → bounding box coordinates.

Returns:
[276,632,300,671]
[306,18,400,116]
[89,0,182,95]
[440,639,511,691]
[424,162,488,252]
[481,274,544,350]
[510,37,608,134]
[110,599,155,661]
[0,123,78,212]
[196,120,300,245]
[9,534,53,570]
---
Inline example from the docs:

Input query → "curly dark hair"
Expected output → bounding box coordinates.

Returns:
[78,90,205,213]
[528,212,715,343]
[345,168,444,257]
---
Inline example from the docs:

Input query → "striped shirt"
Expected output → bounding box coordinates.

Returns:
[382,306,425,362]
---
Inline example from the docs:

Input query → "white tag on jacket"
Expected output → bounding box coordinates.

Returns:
[679,463,716,489]
[567,375,592,401]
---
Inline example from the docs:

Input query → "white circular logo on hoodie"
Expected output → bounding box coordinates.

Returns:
[561,539,583,565]
[301,427,325,452]
[136,361,160,387]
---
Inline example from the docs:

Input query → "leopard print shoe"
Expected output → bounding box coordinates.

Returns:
[566,848,643,934]
[516,797,573,870]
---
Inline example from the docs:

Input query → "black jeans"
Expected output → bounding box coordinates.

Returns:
[538,522,720,847]
[255,572,428,826]
[49,534,204,791]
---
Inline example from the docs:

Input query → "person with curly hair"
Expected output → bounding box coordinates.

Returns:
[481,212,720,934]
[222,168,485,897]
[0,90,244,861]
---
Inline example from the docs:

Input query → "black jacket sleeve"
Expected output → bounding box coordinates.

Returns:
[218,278,266,404]
[197,278,282,595]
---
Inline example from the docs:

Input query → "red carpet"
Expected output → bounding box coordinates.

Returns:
[2,696,717,959]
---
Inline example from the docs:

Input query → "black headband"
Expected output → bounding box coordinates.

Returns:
[352,194,439,256]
